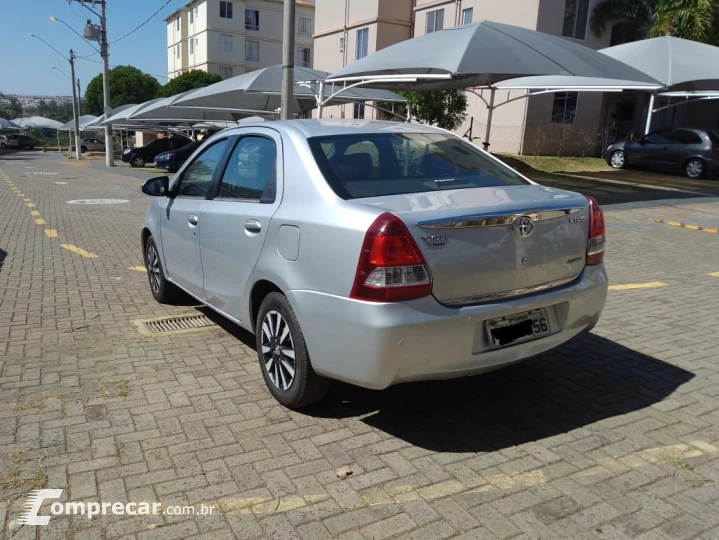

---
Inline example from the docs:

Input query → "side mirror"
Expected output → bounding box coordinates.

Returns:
[141,176,171,197]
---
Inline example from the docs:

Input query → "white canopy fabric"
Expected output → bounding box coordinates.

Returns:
[127,91,255,124]
[13,116,64,129]
[0,117,20,129]
[86,104,137,128]
[58,115,99,131]
[100,100,165,127]
[494,75,662,91]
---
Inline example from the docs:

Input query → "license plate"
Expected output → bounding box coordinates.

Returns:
[486,309,551,348]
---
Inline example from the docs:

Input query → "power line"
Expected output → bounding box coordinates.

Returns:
[111,0,174,44]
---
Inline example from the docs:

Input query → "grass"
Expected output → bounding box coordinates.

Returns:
[497,154,613,176]
[101,380,129,398]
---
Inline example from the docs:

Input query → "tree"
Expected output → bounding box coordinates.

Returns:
[0,92,23,119]
[379,90,468,130]
[84,66,161,116]
[591,0,719,45]
[157,70,222,98]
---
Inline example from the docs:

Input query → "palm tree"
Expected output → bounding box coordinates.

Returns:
[591,0,719,45]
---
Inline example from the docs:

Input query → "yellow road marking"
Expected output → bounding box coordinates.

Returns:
[609,282,667,291]
[35,219,46,225]
[44,229,59,238]
[705,228,718,234]
[26,203,35,208]
[17,193,24,196]
[709,272,719,277]
[60,244,99,259]
[30,211,40,216]
[23,198,31,202]
[659,219,718,234]
[129,266,147,272]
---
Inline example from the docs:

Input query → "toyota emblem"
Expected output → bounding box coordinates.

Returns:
[512,216,535,238]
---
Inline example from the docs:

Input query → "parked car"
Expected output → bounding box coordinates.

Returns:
[122,137,186,168]
[606,128,719,179]
[154,140,203,173]
[140,120,608,409]
[72,138,105,153]
[5,134,35,149]
[0,135,8,149]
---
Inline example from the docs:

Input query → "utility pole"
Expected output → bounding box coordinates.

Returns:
[99,1,113,166]
[280,0,296,120]
[76,78,82,116]
[69,50,82,161]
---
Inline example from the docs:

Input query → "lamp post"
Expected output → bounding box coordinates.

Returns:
[280,0,296,119]
[30,34,81,160]
[53,7,113,166]
[52,66,80,151]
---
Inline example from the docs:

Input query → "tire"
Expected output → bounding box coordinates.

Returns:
[131,156,145,168]
[144,236,179,304]
[81,146,87,154]
[685,158,705,179]
[609,150,626,169]
[256,292,329,409]
[0,144,6,149]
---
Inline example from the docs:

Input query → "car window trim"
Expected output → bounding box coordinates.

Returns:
[173,137,235,200]
[208,133,278,204]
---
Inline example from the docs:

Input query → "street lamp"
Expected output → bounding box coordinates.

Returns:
[52,67,82,116]
[30,33,81,160]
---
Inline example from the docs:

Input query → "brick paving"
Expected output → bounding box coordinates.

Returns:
[1,151,719,539]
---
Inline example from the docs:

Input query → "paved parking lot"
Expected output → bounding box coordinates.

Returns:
[1,151,719,539]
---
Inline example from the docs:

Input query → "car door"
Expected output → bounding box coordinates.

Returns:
[199,129,283,323]
[671,129,704,167]
[634,131,674,167]
[159,137,232,298]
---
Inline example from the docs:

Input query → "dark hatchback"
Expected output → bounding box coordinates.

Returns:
[122,137,187,168]
[154,140,203,173]
[606,128,719,179]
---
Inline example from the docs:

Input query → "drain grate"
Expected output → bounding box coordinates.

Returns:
[132,313,217,336]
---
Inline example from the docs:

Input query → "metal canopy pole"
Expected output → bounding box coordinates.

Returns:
[280,0,296,120]
[645,93,655,135]
[483,88,496,151]
[317,81,325,118]
[69,50,82,161]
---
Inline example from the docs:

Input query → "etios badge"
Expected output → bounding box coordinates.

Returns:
[512,216,534,238]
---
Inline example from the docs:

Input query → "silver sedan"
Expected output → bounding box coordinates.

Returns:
[140,120,607,409]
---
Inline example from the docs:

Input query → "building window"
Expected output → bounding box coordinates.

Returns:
[562,0,590,40]
[189,9,194,24]
[220,33,233,52]
[551,92,578,124]
[219,66,233,80]
[246,40,259,62]
[339,36,344,51]
[245,9,259,30]
[298,16,312,36]
[176,17,180,30]
[426,9,444,33]
[189,38,194,54]
[356,28,369,59]
[353,103,365,119]
[462,8,473,25]
[297,47,311,67]
[176,44,180,58]
[220,1,233,19]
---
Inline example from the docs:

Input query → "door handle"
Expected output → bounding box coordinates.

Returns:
[188,215,199,226]
[245,219,262,233]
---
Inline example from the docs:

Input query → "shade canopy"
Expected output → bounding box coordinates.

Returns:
[58,115,99,131]
[12,116,64,129]
[87,104,137,128]
[327,20,661,91]
[0,117,20,129]
[172,65,405,112]
[127,91,254,123]
[494,75,662,91]
[601,36,719,92]
[101,100,165,127]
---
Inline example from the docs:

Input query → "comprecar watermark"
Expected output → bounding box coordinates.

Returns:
[17,489,214,525]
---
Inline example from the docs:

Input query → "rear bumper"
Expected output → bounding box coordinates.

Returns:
[287,264,608,390]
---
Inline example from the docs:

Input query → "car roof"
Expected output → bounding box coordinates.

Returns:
[220,119,449,139]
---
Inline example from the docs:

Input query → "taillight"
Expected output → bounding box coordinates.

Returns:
[712,146,719,157]
[585,195,605,265]
[351,213,432,302]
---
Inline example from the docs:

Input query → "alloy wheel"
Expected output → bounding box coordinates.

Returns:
[610,151,625,168]
[687,159,703,178]
[261,310,296,391]
[133,157,145,167]
[146,244,161,294]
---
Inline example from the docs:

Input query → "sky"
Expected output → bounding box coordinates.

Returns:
[0,0,189,96]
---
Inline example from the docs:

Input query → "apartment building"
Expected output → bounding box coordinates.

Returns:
[313,0,619,155]
[166,0,315,82]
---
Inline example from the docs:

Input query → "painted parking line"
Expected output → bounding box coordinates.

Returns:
[30,211,40,216]
[44,229,59,238]
[23,198,31,202]
[608,282,667,291]
[656,219,719,234]
[710,272,719,277]
[35,219,46,225]
[60,244,99,259]
[129,266,147,272]
[26,203,35,208]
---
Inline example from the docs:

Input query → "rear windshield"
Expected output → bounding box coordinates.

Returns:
[308,133,529,200]
[708,130,719,146]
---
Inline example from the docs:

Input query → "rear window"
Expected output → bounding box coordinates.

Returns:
[708,130,719,146]
[672,130,703,144]
[308,133,529,200]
